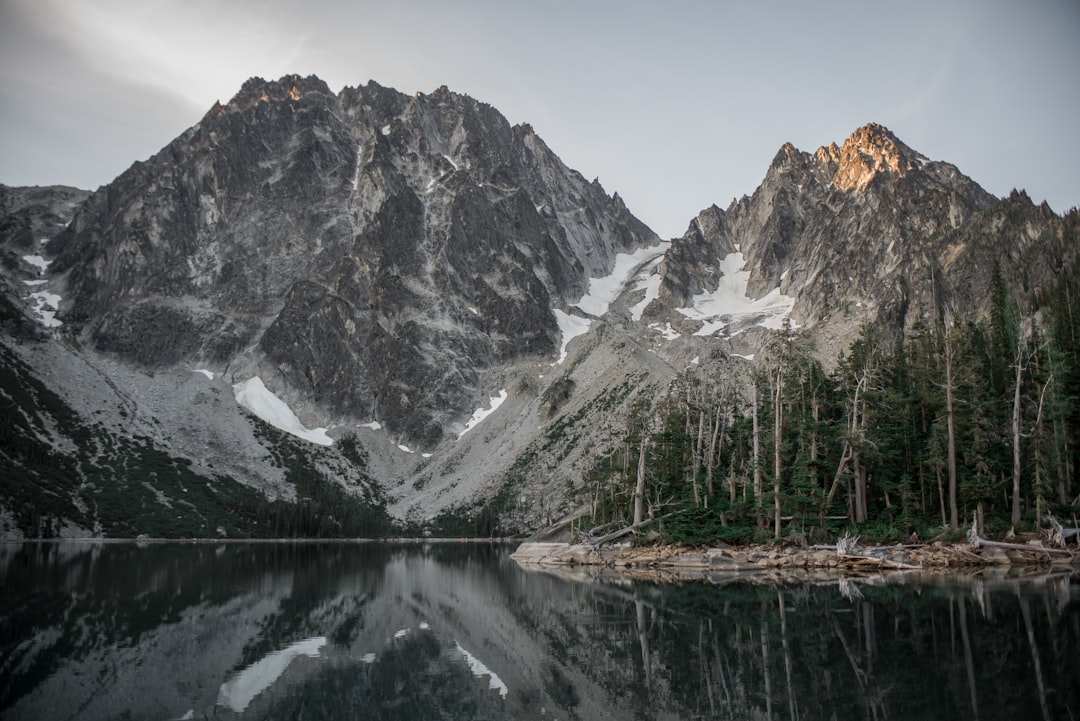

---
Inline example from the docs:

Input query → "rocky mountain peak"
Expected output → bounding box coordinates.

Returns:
[830,122,925,191]
[222,74,335,114]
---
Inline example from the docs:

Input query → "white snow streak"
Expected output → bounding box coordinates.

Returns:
[551,242,668,364]
[458,390,508,439]
[629,270,663,322]
[360,421,382,431]
[552,310,591,365]
[232,377,333,446]
[456,643,508,698]
[21,279,47,287]
[22,255,50,273]
[572,243,669,317]
[192,369,214,380]
[216,636,326,713]
[397,444,415,454]
[676,252,794,337]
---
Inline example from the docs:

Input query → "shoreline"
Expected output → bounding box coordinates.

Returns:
[510,539,1080,576]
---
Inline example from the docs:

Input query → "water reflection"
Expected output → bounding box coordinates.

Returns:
[0,541,1076,720]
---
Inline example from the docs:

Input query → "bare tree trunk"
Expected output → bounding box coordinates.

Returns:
[707,402,724,497]
[825,443,852,508]
[1011,341,1024,527]
[774,365,783,538]
[853,370,869,523]
[753,382,763,528]
[692,407,705,507]
[634,433,647,526]
[810,388,819,490]
[945,327,960,531]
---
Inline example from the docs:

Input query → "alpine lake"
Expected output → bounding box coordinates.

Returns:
[1,540,1076,721]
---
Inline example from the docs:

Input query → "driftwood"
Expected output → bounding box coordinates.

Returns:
[970,538,1073,557]
[578,514,672,549]
[968,513,1076,557]
[837,553,920,570]
[826,533,921,569]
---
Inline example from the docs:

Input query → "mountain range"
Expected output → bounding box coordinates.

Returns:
[1,74,1074,538]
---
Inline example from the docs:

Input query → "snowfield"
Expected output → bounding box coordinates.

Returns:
[232,377,333,446]
[677,252,795,336]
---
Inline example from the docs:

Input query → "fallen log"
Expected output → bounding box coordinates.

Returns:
[579,513,673,549]
[838,553,920,570]
[973,538,1074,557]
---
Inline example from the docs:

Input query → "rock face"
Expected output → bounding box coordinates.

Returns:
[49,75,656,446]
[649,123,1067,360]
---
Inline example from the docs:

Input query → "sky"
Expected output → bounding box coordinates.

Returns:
[1,0,1078,239]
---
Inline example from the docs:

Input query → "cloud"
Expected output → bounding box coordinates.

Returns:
[28,0,313,111]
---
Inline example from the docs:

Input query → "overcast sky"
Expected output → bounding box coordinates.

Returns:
[1,0,1077,238]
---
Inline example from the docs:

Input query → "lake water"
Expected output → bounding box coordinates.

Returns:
[0,541,1076,721]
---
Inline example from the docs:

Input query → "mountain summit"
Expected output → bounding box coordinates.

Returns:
[820,122,927,191]
[0,77,1074,538]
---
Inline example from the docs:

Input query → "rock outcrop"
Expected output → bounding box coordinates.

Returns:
[48,75,657,446]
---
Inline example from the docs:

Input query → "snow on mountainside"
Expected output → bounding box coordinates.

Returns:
[0,85,1074,537]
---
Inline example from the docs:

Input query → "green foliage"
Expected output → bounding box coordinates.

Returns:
[569,248,1080,545]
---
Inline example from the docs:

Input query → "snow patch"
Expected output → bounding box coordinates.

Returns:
[689,356,700,366]
[648,322,680,341]
[458,390,508,439]
[21,279,47,287]
[232,377,333,446]
[629,269,663,322]
[572,242,669,318]
[360,653,376,664]
[360,421,382,431]
[676,252,794,337]
[397,444,414,454]
[456,643,508,698]
[217,636,326,713]
[192,369,214,380]
[393,628,410,639]
[381,124,391,136]
[22,255,50,273]
[552,310,592,365]
[422,453,433,459]
[28,291,62,328]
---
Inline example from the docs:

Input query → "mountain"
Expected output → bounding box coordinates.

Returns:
[645,123,1067,360]
[48,75,657,448]
[1,76,1075,539]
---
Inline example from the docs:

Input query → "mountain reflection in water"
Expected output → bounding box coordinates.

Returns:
[0,541,1076,720]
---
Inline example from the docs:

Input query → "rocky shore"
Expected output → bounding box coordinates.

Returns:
[511,538,1080,579]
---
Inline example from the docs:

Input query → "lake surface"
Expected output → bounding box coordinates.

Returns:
[0,541,1076,721]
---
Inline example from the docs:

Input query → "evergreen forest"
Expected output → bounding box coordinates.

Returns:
[576,251,1080,546]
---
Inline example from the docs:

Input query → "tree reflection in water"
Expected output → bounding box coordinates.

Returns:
[0,541,1076,720]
